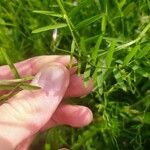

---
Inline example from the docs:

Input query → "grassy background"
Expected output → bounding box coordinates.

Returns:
[0,0,150,149]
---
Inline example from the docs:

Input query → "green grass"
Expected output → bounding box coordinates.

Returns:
[0,0,150,149]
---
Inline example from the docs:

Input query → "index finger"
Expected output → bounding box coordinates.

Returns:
[0,55,77,80]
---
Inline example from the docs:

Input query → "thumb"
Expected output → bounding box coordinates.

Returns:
[0,64,70,149]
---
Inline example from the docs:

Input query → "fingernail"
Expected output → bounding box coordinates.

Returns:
[33,65,69,95]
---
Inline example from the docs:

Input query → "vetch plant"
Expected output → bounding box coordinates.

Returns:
[0,0,150,149]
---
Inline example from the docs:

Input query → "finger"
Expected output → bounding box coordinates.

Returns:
[0,55,76,95]
[0,63,70,149]
[0,73,93,98]
[42,104,93,130]
[0,55,77,80]
[16,104,93,149]
[16,135,36,150]
[65,74,93,97]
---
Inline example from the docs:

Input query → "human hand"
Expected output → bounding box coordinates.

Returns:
[0,55,93,150]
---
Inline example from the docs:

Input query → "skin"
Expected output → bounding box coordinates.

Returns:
[0,55,93,150]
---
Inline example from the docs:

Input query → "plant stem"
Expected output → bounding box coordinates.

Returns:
[56,0,79,47]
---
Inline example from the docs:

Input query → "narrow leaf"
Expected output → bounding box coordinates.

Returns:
[1,48,20,78]
[92,35,103,65]
[80,37,86,55]
[71,40,75,55]
[0,84,21,101]
[69,40,76,68]
[75,15,102,29]
[0,84,16,90]
[143,112,150,124]
[69,0,88,17]
[33,10,63,18]
[106,41,116,67]
[101,14,107,34]
[136,43,150,58]
[0,76,34,85]
[32,23,67,33]
[113,67,127,91]
[118,0,126,9]
[20,83,41,90]
[0,91,18,101]
[97,66,107,95]
[124,45,139,65]
[83,63,91,87]
[85,35,122,43]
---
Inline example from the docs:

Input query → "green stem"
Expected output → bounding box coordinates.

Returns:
[56,0,79,47]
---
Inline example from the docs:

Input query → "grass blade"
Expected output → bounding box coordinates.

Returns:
[0,48,20,78]
[105,41,116,68]
[75,15,102,29]
[32,23,67,33]
[33,10,63,18]
[101,14,107,34]
[92,35,103,65]
[124,45,139,65]
[83,63,91,87]
[95,63,107,95]
[80,37,86,55]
